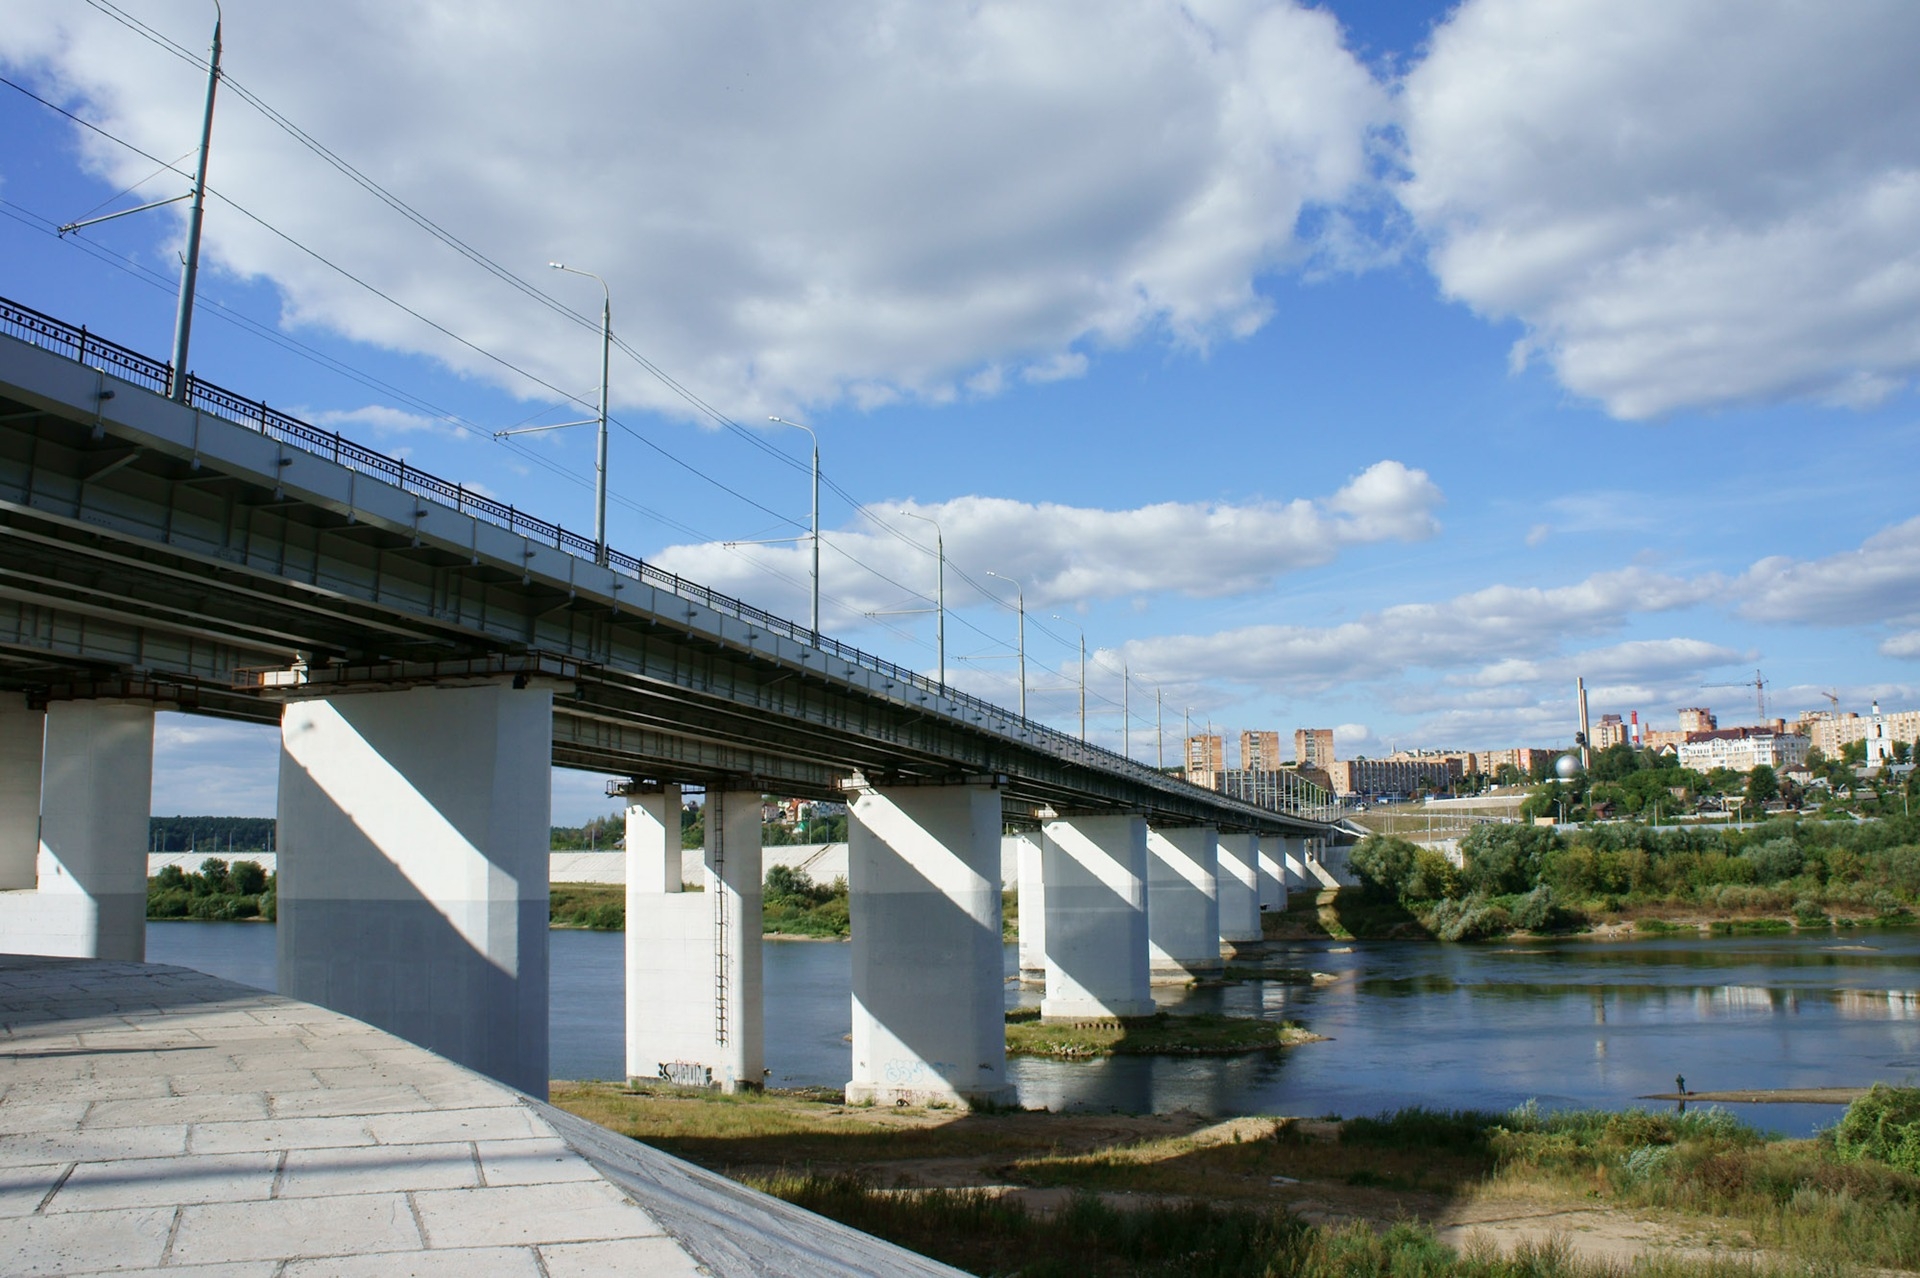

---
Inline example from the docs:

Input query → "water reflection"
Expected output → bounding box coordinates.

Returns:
[146,924,1920,1137]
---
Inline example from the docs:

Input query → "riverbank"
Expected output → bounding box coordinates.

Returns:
[1265,886,1920,943]
[550,1083,1920,1276]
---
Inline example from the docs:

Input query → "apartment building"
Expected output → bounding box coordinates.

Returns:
[1324,757,1459,798]
[1184,733,1224,785]
[1676,729,1810,774]
[1240,730,1283,772]
[1294,728,1335,769]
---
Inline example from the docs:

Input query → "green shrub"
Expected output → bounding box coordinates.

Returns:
[1833,1085,1920,1174]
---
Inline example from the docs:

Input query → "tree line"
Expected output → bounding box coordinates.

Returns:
[1351,814,1920,940]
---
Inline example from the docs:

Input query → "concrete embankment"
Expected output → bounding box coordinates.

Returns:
[0,954,965,1277]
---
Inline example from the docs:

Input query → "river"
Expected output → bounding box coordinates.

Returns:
[146,923,1920,1136]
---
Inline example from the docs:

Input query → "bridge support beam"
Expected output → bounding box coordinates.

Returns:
[1216,832,1262,945]
[624,788,763,1093]
[1281,835,1309,890]
[1014,828,1045,984]
[1147,824,1221,981]
[0,699,152,960]
[1039,813,1152,1020]
[276,682,551,1097]
[847,782,1012,1107]
[0,693,43,891]
[1257,834,1288,914]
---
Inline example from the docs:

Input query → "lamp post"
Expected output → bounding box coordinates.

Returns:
[1051,615,1085,741]
[898,509,945,689]
[494,264,612,565]
[170,6,221,403]
[986,571,1025,718]
[768,416,820,636]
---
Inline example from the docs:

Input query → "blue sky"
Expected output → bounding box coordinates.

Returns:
[3,1,1917,822]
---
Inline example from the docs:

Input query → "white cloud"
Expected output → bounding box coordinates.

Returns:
[649,460,1441,621]
[1880,633,1920,661]
[1118,565,1714,694]
[3,0,1386,416]
[1736,515,1920,626]
[307,404,464,438]
[1400,0,1920,418]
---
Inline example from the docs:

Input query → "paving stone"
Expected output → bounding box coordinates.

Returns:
[170,1192,423,1264]
[278,1141,479,1197]
[367,1105,544,1145]
[187,1115,376,1155]
[282,1245,546,1277]
[476,1138,606,1187]
[270,1084,431,1118]
[540,1237,710,1277]
[5,1204,175,1275]
[0,1124,189,1167]
[48,1150,278,1212]
[0,1161,69,1217]
[411,1179,668,1248]
[83,1092,271,1127]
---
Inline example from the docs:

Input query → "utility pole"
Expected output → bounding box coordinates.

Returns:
[1156,688,1163,769]
[767,417,820,635]
[1122,664,1130,759]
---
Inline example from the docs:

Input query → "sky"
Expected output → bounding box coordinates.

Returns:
[3,0,1917,823]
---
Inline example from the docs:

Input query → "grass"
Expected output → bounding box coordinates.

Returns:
[1004,1008,1320,1058]
[549,881,626,929]
[552,1083,1919,1277]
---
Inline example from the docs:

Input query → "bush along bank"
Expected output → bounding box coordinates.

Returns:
[1348,815,1920,939]
[147,858,275,921]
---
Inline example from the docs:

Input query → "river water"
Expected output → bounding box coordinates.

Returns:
[147,923,1920,1136]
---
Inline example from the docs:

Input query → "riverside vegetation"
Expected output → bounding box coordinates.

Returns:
[147,858,275,921]
[1342,814,1920,941]
[551,1082,1920,1277]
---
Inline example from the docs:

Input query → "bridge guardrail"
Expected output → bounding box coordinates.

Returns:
[0,293,1337,825]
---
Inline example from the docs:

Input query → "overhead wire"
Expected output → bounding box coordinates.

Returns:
[14,24,1122,726]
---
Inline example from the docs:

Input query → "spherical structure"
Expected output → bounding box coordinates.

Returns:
[1553,752,1584,780]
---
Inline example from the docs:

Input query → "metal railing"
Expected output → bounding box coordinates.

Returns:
[0,293,1338,824]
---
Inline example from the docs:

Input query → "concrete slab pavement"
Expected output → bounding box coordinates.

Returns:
[0,954,966,1277]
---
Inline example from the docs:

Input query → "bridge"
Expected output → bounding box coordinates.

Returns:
[0,295,1341,1104]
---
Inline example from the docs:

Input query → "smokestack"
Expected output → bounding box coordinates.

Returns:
[1576,677,1592,768]
[1630,710,1640,746]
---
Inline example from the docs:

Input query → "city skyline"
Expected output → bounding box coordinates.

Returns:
[3,1,1916,820]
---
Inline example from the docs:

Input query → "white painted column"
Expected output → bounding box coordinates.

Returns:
[622,788,763,1093]
[277,682,551,1097]
[706,790,765,1092]
[1147,824,1221,980]
[1257,834,1288,913]
[624,784,688,1083]
[1216,831,1261,944]
[1014,827,1045,983]
[7,700,154,961]
[848,783,1011,1106]
[0,693,43,891]
[1039,813,1152,1019]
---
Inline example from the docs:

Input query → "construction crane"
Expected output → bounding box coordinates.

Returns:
[1822,690,1841,711]
[1702,669,1768,725]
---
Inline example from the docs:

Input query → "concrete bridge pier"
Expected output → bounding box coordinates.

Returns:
[1147,824,1222,981]
[0,697,153,960]
[1014,827,1045,984]
[624,786,764,1093]
[1215,831,1262,945]
[0,692,40,892]
[1257,834,1289,914]
[847,781,1012,1107]
[1281,835,1310,891]
[1038,813,1153,1020]
[276,681,552,1097]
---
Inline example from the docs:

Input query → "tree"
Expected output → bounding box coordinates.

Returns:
[1746,765,1779,806]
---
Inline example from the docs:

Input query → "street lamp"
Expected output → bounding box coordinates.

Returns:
[897,509,945,689]
[57,5,222,404]
[493,263,612,565]
[1051,614,1085,741]
[985,571,1025,718]
[768,416,821,636]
